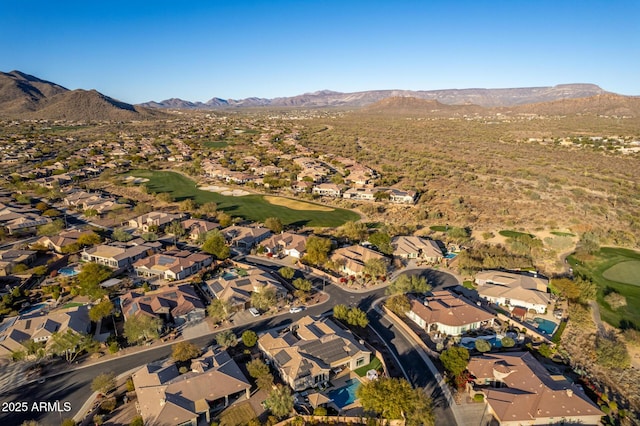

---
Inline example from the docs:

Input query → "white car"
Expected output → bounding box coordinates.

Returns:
[289,306,304,313]
[248,307,260,317]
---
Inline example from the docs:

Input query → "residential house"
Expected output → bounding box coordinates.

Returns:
[2,213,51,235]
[133,347,251,426]
[467,352,603,426]
[292,181,313,193]
[133,251,213,281]
[387,188,417,204]
[475,271,551,314]
[258,316,371,391]
[330,245,388,276]
[0,305,90,357]
[180,219,219,242]
[391,236,443,262]
[406,291,495,336]
[261,232,308,259]
[119,284,205,325]
[222,226,271,251]
[0,249,37,276]
[33,229,96,253]
[129,211,184,233]
[205,266,287,311]
[81,240,161,269]
[342,187,378,201]
[312,183,342,197]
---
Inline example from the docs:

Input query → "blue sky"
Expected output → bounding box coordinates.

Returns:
[2,1,638,103]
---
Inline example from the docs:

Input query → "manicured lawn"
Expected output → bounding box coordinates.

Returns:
[219,401,256,426]
[499,230,535,239]
[203,140,229,149]
[354,356,382,377]
[429,225,448,232]
[127,170,360,227]
[462,280,476,290]
[62,302,85,309]
[569,247,640,329]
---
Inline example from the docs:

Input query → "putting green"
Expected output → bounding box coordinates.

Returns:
[602,261,640,286]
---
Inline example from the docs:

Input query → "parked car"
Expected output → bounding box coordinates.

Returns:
[248,307,261,317]
[289,306,304,313]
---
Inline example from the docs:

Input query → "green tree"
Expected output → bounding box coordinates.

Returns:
[575,276,597,303]
[123,315,162,344]
[278,266,295,280]
[77,232,102,247]
[171,341,201,362]
[304,236,332,266]
[475,339,491,353]
[217,212,232,227]
[338,221,368,242]
[537,343,552,358]
[333,304,349,321]
[207,298,232,324]
[89,299,114,322]
[91,372,116,395]
[49,331,99,363]
[60,418,76,426]
[386,274,431,295]
[166,220,186,238]
[179,198,198,212]
[363,258,387,277]
[251,288,276,311]
[265,384,294,418]
[440,346,469,378]
[264,217,283,233]
[386,294,411,316]
[550,278,581,301]
[292,278,312,292]
[346,307,369,327]
[198,202,218,217]
[202,230,230,260]
[357,377,434,425]
[216,330,238,348]
[37,219,65,236]
[368,231,393,255]
[501,337,515,348]
[247,359,270,379]
[112,227,133,242]
[242,330,258,348]
[76,263,111,300]
[130,416,144,426]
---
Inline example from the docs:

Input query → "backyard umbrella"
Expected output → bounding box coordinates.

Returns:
[307,392,331,409]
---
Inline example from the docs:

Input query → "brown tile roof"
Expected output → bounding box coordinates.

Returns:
[409,291,494,327]
[468,352,603,424]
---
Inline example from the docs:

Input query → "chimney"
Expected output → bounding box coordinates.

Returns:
[566,389,573,397]
[160,398,166,406]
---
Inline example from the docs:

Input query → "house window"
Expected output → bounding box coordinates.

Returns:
[356,357,365,367]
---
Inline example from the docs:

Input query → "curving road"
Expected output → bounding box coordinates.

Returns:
[0,266,460,425]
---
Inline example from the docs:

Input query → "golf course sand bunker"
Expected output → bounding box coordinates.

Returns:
[199,185,250,196]
[124,176,149,184]
[264,196,334,211]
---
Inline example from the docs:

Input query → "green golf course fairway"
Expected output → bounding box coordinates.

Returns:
[127,170,360,227]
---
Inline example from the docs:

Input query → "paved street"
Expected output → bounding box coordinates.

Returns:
[0,265,461,425]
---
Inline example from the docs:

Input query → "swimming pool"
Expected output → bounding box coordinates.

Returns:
[328,378,361,409]
[445,253,458,259]
[461,336,502,350]
[221,272,236,280]
[58,267,79,277]
[19,303,46,315]
[534,317,557,335]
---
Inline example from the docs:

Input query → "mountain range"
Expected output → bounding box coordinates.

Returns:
[1,70,639,120]
[140,84,611,109]
[0,70,163,121]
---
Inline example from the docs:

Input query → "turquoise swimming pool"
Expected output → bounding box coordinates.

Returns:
[534,317,557,335]
[58,266,79,277]
[328,378,361,409]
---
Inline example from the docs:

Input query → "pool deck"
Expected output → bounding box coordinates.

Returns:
[326,370,365,412]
